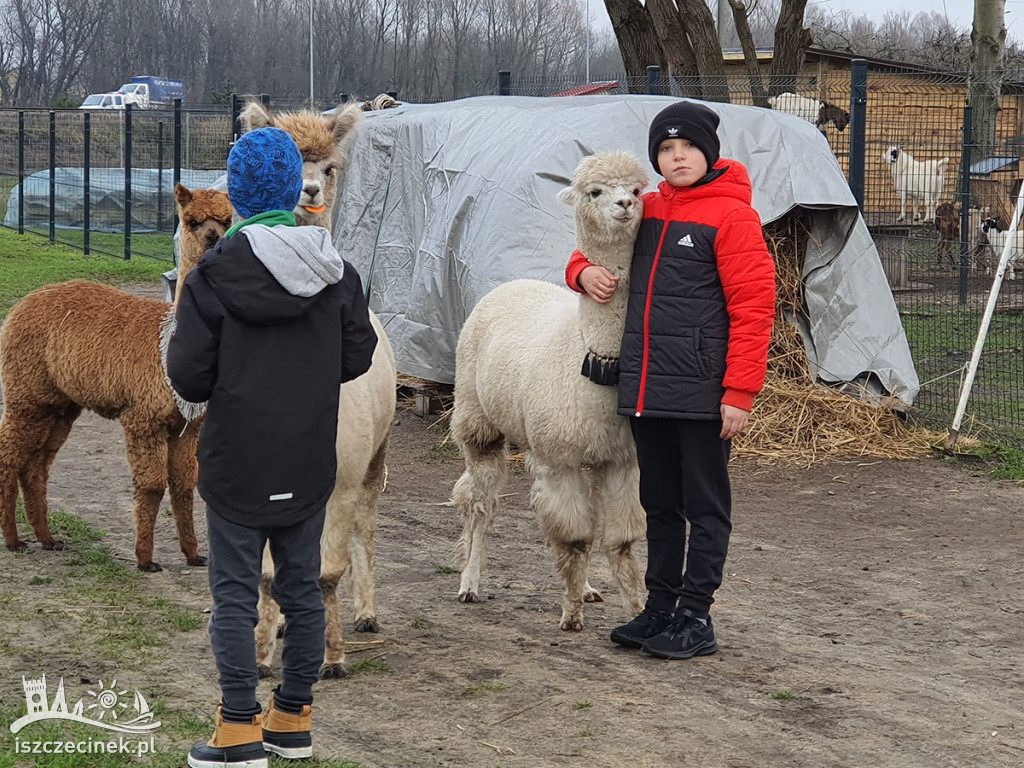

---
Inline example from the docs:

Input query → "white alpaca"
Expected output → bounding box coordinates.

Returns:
[452,152,649,631]
[240,102,398,678]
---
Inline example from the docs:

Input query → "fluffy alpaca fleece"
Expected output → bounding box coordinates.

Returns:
[0,186,232,571]
[452,152,649,631]
[239,101,398,678]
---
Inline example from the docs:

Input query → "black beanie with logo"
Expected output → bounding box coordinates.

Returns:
[648,101,721,174]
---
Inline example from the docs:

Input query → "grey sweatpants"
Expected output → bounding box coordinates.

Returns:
[206,507,326,711]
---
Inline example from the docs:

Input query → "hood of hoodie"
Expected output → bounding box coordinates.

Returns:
[656,158,752,206]
[198,224,345,325]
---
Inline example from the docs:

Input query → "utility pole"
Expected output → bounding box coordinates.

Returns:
[309,1,314,107]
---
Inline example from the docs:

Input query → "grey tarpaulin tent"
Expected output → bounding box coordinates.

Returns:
[333,95,919,403]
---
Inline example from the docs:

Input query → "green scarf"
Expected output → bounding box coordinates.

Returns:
[224,209,296,238]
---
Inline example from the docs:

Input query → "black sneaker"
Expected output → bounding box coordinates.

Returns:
[641,609,718,660]
[610,607,675,648]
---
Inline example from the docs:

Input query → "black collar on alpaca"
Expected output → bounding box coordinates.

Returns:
[581,349,619,386]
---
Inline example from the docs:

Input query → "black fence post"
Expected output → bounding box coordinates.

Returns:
[260,93,271,108]
[848,59,868,212]
[84,112,91,255]
[231,93,242,142]
[498,70,511,96]
[173,99,182,236]
[124,103,132,260]
[48,110,56,243]
[646,66,661,95]
[959,105,973,306]
[157,121,164,233]
[17,110,24,234]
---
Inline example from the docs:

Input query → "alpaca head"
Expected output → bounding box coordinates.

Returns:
[239,100,362,232]
[557,152,648,253]
[173,184,233,305]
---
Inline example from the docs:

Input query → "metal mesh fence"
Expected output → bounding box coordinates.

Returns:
[2,67,1023,439]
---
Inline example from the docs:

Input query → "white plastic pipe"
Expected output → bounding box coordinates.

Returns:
[946,181,1024,448]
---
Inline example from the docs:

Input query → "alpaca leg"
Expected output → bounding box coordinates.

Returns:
[531,460,593,631]
[18,404,80,550]
[593,462,647,618]
[122,423,168,572]
[0,408,61,552]
[255,546,282,678]
[348,441,386,633]
[452,437,508,604]
[167,427,205,566]
[318,572,347,678]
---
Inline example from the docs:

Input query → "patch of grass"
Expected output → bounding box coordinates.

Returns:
[351,657,390,675]
[574,700,593,710]
[579,729,594,737]
[988,443,1024,480]
[425,440,461,460]
[435,565,460,574]
[409,619,428,630]
[49,509,106,545]
[772,690,795,700]
[27,576,52,585]
[169,608,204,632]
[0,226,167,319]
[461,682,508,696]
[170,708,213,741]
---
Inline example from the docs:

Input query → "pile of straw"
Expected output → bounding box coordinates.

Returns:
[734,216,934,464]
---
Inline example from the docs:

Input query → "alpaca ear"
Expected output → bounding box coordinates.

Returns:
[557,187,578,206]
[174,184,192,209]
[240,100,273,132]
[326,103,363,152]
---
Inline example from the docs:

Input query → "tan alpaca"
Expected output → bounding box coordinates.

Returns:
[240,101,398,678]
[0,186,233,571]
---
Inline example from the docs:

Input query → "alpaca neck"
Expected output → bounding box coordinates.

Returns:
[576,231,634,359]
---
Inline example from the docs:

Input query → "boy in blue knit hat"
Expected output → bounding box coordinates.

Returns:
[168,126,378,768]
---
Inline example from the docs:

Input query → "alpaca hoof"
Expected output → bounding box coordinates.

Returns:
[41,540,65,551]
[6,541,30,553]
[583,590,604,603]
[560,618,584,632]
[137,561,163,573]
[458,590,480,604]
[186,555,208,567]
[257,664,274,679]
[319,663,347,680]
[353,617,379,633]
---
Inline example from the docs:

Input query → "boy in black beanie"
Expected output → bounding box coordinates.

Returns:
[565,101,776,659]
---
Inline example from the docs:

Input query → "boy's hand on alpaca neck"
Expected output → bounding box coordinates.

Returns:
[720,403,749,440]
[579,265,620,304]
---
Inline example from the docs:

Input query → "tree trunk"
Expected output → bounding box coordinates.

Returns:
[769,0,812,97]
[727,0,768,107]
[647,0,700,97]
[603,0,666,93]
[970,0,1006,162]
[675,0,729,102]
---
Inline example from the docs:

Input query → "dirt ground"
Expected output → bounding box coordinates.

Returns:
[1,296,1023,766]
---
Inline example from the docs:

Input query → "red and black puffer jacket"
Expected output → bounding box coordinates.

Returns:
[566,158,776,420]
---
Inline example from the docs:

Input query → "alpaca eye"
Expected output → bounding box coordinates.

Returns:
[589,190,601,199]
[633,188,640,196]
[325,165,337,176]
[187,220,199,231]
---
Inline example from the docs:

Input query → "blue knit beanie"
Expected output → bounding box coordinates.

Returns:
[227,127,304,219]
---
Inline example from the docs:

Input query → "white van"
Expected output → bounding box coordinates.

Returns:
[79,93,127,110]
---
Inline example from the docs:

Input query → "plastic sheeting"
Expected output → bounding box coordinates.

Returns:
[333,95,919,402]
[4,168,226,233]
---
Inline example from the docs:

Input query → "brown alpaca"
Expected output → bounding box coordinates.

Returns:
[0,185,233,571]
[239,100,398,678]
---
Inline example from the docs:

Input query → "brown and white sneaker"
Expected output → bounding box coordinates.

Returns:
[262,691,313,760]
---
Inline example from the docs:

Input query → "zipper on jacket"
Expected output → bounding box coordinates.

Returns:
[635,218,671,417]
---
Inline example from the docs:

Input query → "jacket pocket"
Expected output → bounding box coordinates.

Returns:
[697,330,728,380]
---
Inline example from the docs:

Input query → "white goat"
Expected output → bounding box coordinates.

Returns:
[884,146,949,223]
[768,92,849,132]
[980,217,1024,280]
[451,152,649,631]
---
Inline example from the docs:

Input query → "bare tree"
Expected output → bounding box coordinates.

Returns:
[970,0,1006,161]
[728,0,768,107]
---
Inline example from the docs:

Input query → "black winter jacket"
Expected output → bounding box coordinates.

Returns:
[167,224,378,528]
